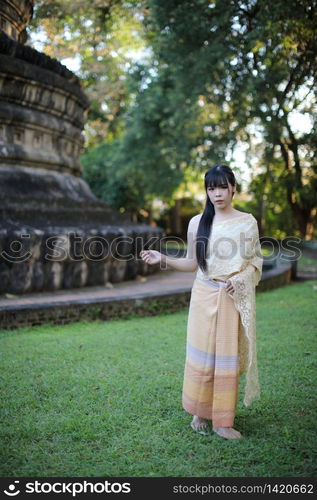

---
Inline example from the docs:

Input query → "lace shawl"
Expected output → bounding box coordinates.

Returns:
[228,221,263,406]
[196,213,262,282]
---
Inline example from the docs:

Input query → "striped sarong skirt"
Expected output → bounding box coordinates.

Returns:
[182,277,242,427]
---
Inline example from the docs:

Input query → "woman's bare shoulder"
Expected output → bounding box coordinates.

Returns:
[232,209,249,216]
[188,213,203,228]
[187,214,203,239]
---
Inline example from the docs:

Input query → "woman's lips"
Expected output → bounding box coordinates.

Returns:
[215,200,223,203]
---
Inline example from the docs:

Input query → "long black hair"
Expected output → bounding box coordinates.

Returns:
[196,164,236,272]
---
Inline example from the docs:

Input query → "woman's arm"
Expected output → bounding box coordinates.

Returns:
[140,215,200,272]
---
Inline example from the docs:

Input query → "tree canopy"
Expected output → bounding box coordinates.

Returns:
[29,0,317,237]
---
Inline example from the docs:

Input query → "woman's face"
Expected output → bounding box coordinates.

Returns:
[206,180,235,210]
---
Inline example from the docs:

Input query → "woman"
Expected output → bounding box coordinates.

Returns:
[140,164,263,440]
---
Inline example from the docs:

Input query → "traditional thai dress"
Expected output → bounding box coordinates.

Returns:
[182,213,263,427]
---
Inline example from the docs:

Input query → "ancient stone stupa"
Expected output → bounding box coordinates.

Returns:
[0,0,163,294]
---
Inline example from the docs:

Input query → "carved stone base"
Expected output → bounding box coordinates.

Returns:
[0,166,163,294]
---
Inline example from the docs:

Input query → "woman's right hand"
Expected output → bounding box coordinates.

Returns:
[140,249,161,265]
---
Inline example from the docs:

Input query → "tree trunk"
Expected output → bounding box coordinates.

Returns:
[278,138,313,238]
[259,196,266,236]
[290,206,312,239]
[169,199,182,236]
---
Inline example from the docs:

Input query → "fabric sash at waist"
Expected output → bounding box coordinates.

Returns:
[196,277,228,290]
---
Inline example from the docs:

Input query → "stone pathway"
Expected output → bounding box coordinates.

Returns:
[0,269,197,309]
[1,260,314,330]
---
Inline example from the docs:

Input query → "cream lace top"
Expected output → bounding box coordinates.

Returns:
[196,213,263,406]
[196,213,262,282]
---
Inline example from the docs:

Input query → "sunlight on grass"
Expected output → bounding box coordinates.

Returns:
[0,280,316,477]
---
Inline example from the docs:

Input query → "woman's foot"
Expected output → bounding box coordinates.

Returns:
[213,427,242,439]
[190,415,210,435]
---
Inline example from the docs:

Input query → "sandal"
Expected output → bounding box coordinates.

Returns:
[190,421,210,436]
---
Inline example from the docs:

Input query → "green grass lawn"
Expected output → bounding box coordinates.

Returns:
[0,280,316,477]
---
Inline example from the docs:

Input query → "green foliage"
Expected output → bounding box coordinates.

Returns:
[30,0,145,146]
[29,0,317,236]
[82,63,204,217]
[143,0,317,236]
[118,65,200,194]
[81,139,148,217]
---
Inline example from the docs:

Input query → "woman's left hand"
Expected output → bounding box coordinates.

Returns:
[225,279,234,295]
